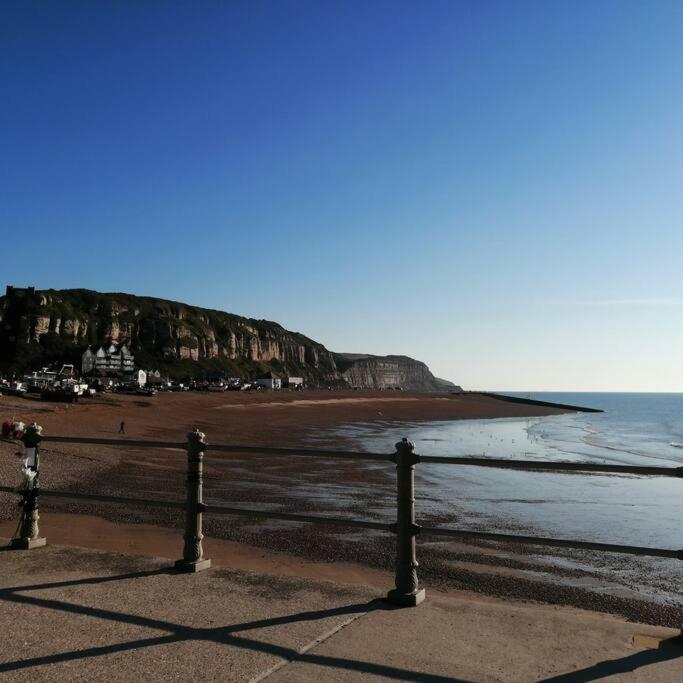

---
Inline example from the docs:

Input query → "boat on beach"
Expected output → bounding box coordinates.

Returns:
[0,381,27,397]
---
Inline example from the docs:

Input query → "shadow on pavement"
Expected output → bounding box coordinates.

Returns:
[541,636,682,682]
[0,569,468,682]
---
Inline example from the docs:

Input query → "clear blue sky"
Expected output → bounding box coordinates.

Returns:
[2,1,682,391]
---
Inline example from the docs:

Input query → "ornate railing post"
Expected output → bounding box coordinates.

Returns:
[387,438,425,606]
[11,444,47,550]
[175,429,211,572]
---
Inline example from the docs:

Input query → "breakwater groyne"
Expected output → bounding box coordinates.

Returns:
[475,391,604,413]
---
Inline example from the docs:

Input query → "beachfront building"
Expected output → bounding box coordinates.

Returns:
[129,369,147,386]
[254,371,282,390]
[82,343,135,375]
[285,376,304,389]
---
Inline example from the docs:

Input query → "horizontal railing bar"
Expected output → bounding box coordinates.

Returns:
[0,485,185,510]
[209,448,681,476]
[0,484,390,531]
[41,436,186,450]
[420,526,682,560]
[206,504,393,531]
[418,455,683,477]
[37,437,392,461]
[205,443,392,461]
[2,484,679,560]
[30,437,683,476]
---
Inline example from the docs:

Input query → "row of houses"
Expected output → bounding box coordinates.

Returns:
[81,343,146,386]
[82,344,135,374]
[80,344,304,389]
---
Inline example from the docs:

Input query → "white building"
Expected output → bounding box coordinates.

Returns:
[285,376,304,389]
[130,369,147,386]
[82,343,135,375]
[255,372,282,390]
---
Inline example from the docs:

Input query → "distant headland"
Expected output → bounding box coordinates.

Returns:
[0,285,459,391]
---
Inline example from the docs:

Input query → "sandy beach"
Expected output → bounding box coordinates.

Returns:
[1,390,681,629]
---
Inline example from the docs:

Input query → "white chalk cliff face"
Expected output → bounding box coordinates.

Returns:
[0,287,458,390]
[333,354,458,392]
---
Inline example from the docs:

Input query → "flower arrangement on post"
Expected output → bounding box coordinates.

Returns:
[20,423,43,470]
[2,419,44,485]
[15,466,37,494]
[21,423,43,448]
[5,419,47,548]
[2,419,26,440]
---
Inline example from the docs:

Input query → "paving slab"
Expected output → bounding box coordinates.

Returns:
[0,541,375,682]
[0,539,680,682]
[271,593,681,682]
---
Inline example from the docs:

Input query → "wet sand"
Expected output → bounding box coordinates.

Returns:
[1,389,571,442]
[1,390,681,628]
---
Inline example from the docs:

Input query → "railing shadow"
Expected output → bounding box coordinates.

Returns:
[0,566,172,592]
[541,637,682,682]
[0,570,467,682]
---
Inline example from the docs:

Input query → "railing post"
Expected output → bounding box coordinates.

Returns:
[387,438,425,606]
[175,429,211,572]
[11,444,47,550]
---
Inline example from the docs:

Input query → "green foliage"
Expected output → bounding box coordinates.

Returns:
[0,286,340,380]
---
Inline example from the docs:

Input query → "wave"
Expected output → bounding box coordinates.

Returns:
[671,442,683,449]
[582,438,644,458]
[577,437,682,466]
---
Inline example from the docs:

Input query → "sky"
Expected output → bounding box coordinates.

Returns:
[2,1,682,391]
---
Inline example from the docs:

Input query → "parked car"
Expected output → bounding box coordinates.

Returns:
[1,383,27,397]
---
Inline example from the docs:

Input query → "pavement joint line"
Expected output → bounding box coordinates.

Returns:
[249,599,381,683]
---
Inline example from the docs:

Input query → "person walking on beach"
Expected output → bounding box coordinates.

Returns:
[118,421,125,435]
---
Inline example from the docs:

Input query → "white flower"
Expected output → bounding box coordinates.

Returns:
[15,467,36,493]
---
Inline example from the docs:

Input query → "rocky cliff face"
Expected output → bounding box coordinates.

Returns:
[0,287,339,381]
[333,353,458,392]
[0,286,459,390]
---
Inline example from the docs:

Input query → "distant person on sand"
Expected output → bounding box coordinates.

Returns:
[118,421,125,434]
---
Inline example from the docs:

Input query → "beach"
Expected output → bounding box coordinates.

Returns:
[1,390,681,629]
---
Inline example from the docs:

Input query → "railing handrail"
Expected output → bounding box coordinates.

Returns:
[419,525,682,560]
[39,435,187,450]
[2,430,682,612]
[1,484,679,560]
[417,454,683,477]
[33,435,683,477]
[0,484,185,510]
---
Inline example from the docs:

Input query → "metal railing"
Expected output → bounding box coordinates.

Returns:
[1,432,681,606]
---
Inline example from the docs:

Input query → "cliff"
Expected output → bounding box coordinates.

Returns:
[0,286,459,391]
[333,353,460,392]
[0,287,339,382]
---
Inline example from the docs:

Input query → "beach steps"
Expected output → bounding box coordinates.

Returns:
[0,539,679,682]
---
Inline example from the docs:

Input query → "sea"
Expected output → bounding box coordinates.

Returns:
[324,392,683,600]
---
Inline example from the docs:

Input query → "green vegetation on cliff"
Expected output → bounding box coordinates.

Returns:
[0,287,339,381]
[0,286,454,390]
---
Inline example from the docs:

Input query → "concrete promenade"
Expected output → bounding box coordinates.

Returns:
[0,539,680,682]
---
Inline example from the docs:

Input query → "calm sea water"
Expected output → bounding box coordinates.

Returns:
[330,393,683,552]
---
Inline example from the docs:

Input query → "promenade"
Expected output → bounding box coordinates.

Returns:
[0,538,680,682]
